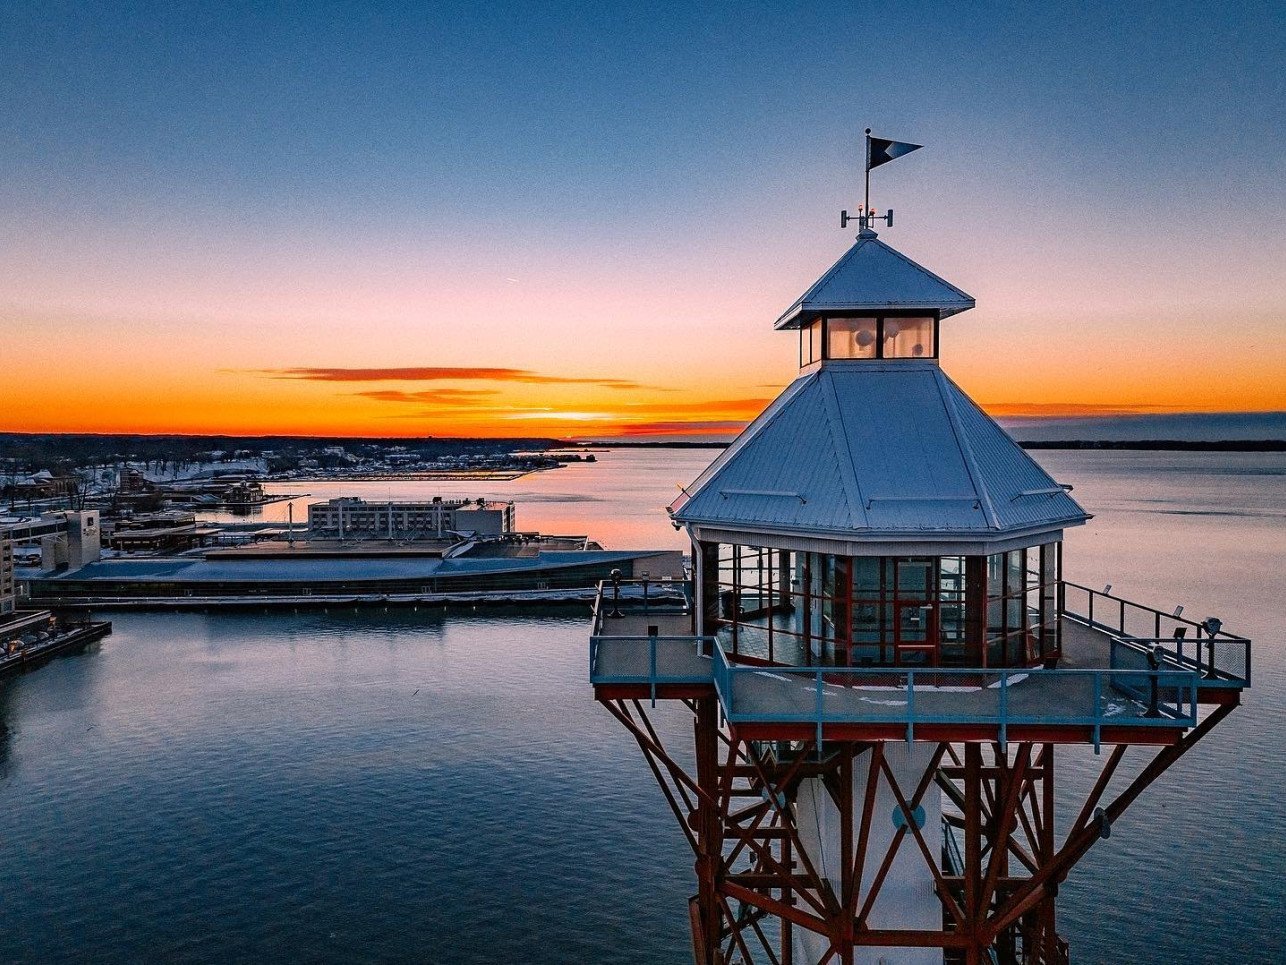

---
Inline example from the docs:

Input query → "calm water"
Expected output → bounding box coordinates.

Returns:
[2,449,1283,963]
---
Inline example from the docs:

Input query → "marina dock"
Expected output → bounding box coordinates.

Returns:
[0,618,113,677]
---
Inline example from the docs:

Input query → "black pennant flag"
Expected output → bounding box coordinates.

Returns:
[868,136,922,171]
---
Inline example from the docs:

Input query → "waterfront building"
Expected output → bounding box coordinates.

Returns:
[589,204,1250,961]
[102,511,221,553]
[0,521,111,665]
[1,511,102,573]
[0,534,14,617]
[8,469,78,502]
[307,497,516,539]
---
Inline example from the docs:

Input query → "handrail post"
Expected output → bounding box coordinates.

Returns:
[815,669,824,758]
[649,632,657,707]
[1092,673,1102,753]
[906,670,915,744]
[1088,590,1095,627]
[998,671,1008,753]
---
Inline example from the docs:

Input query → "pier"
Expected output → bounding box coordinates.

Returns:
[0,615,112,677]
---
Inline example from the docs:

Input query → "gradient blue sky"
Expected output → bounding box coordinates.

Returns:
[3,1,1283,435]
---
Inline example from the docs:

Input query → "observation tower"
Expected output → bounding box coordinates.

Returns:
[588,141,1251,964]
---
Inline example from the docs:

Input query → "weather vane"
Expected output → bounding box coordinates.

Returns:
[841,127,923,231]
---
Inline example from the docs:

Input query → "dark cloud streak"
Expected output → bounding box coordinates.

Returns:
[259,366,642,389]
[356,388,499,405]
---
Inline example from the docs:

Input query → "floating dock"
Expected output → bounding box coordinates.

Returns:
[0,617,112,676]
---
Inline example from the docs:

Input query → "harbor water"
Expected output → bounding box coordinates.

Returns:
[0,448,1282,963]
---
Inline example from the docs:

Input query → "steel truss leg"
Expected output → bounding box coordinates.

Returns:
[600,697,1229,965]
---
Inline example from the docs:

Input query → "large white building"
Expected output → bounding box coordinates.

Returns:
[1,510,101,575]
[0,535,14,617]
[307,497,516,540]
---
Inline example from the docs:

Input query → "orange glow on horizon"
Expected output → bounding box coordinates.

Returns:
[4,235,1283,438]
[4,370,1282,440]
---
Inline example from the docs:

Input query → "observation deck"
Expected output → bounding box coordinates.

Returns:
[590,580,1249,749]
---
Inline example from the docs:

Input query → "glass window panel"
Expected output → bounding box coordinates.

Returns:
[1007,550,1025,596]
[897,559,931,598]
[882,316,935,359]
[797,325,817,370]
[826,317,878,359]
[853,601,880,643]
[987,552,1005,597]
[853,556,881,593]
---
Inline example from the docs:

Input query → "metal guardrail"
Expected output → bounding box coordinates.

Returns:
[1110,634,1250,689]
[589,634,714,681]
[590,577,691,637]
[589,634,716,704]
[590,579,1240,745]
[709,647,1198,751]
[1061,580,1251,686]
[592,637,1200,749]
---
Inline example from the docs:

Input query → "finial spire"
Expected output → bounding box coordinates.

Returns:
[840,128,923,232]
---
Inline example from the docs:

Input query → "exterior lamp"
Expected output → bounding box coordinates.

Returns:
[608,568,624,619]
[1201,617,1223,678]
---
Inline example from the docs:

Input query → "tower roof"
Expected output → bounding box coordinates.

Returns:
[776,229,975,330]
[670,362,1087,547]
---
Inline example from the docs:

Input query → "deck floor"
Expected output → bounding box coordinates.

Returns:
[1058,617,1114,670]
[593,610,692,638]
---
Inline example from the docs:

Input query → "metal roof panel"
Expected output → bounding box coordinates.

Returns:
[673,361,1089,542]
[776,230,975,329]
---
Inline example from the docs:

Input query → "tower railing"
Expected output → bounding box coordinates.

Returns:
[1060,579,1251,685]
[589,577,691,638]
[708,646,1198,750]
[590,579,1247,744]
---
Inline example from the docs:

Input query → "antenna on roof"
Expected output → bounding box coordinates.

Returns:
[841,128,923,232]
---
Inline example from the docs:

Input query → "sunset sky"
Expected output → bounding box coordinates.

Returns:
[3,1,1283,438]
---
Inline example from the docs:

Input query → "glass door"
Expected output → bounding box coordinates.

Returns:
[893,560,937,666]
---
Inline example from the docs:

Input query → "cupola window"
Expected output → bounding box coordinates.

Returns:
[883,315,934,358]
[800,315,937,365]
[827,317,879,359]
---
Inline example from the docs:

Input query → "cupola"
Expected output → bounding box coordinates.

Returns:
[780,228,975,366]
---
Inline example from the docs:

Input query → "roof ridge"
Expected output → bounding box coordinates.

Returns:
[670,371,819,512]
[869,236,975,303]
[934,367,1001,529]
[938,370,1087,494]
[797,235,875,305]
[816,366,870,528]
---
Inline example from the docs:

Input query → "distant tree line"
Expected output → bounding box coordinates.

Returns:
[0,434,569,474]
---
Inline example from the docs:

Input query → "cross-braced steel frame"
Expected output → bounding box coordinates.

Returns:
[600,695,1235,965]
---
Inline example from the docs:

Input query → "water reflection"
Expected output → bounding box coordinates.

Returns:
[0,449,1281,963]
